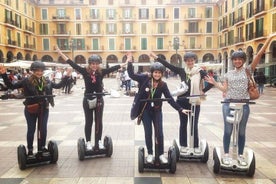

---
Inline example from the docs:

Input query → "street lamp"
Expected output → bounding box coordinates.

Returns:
[171,36,184,68]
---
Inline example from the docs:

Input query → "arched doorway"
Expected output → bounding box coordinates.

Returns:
[202,53,214,62]
[7,51,14,62]
[17,52,23,60]
[0,50,3,63]
[223,51,228,74]
[25,53,31,60]
[246,46,253,65]
[157,54,166,60]
[58,56,66,64]
[41,55,54,62]
[170,54,181,67]
[106,54,118,63]
[138,54,150,73]
[33,55,38,61]
[75,55,86,64]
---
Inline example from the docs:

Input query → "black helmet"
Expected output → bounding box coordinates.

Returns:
[150,62,165,73]
[184,52,197,61]
[30,61,46,71]
[231,51,246,61]
[88,54,101,64]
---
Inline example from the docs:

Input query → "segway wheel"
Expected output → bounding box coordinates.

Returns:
[168,146,177,174]
[201,142,209,163]
[138,147,144,173]
[173,139,180,162]
[48,140,59,164]
[77,138,85,161]
[17,144,27,170]
[104,136,113,157]
[213,148,220,174]
[247,153,256,177]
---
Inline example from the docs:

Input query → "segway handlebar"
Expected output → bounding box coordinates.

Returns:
[221,99,256,104]
[140,98,171,102]
[178,95,206,100]
[85,92,110,97]
[25,95,56,99]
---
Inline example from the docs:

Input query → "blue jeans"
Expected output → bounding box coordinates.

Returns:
[142,109,164,156]
[222,103,250,155]
[258,84,264,94]
[24,106,49,151]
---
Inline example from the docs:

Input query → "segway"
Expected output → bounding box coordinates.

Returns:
[138,98,177,173]
[213,99,255,177]
[173,95,209,163]
[17,95,58,170]
[77,92,113,160]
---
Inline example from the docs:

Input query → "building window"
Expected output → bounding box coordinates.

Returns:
[57,39,68,50]
[125,38,131,50]
[238,7,243,20]
[188,22,198,33]
[32,7,35,18]
[57,9,66,18]
[90,23,99,34]
[90,0,96,5]
[24,2,27,15]
[246,22,254,40]
[155,8,165,19]
[188,8,196,18]
[256,18,264,38]
[225,0,228,13]
[206,22,212,33]
[109,38,115,50]
[141,0,146,5]
[206,37,212,49]
[76,23,81,35]
[157,38,163,50]
[57,23,66,34]
[139,8,149,19]
[40,24,48,35]
[43,38,50,51]
[16,0,19,10]
[141,38,147,50]
[92,38,99,50]
[141,23,147,34]
[42,9,48,20]
[75,9,81,20]
[124,23,132,33]
[174,23,179,34]
[247,2,253,18]
[189,37,196,49]
[205,7,212,18]
[232,0,235,8]
[228,30,234,45]
[158,0,163,4]
[90,9,99,19]
[108,0,113,5]
[157,23,165,33]
[273,0,276,7]
[17,32,21,47]
[174,8,179,19]
[107,9,115,19]
[229,12,235,26]
[15,14,21,28]
[123,9,131,19]
[107,23,116,34]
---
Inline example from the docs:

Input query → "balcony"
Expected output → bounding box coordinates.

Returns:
[184,45,202,51]
[5,19,16,28]
[219,24,228,32]
[234,16,245,26]
[7,40,17,47]
[151,15,169,21]
[86,15,103,22]
[151,30,169,36]
[24,26,34,34]
[254,5,267,17]
[234,37,245,45]
[183,14,203,20]
[24,44,35,50]
[52,16,70,21]
[119,15,136,22]
[86,30,104,36]
[52,30,70,36]
[119,31,136,36]
[184,29,203,35]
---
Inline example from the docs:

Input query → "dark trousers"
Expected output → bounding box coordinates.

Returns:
[142,108,164,156]
[83,97,104,146]
[177,99,200,148]
[24,107,49,151]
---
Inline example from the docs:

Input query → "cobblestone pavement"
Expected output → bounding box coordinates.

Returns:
[0,77,276,184]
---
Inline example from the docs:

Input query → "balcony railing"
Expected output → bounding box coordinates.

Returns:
[52,16,70,20]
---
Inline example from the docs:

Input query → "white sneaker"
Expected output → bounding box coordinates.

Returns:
[238,155,247,166]
[159,154,168,164]
[86,141,92,150]
[146,154,153,163]
[180,146,189,153]
[222,154,231,165]
[194,147,201,153]
[98,140,104,149]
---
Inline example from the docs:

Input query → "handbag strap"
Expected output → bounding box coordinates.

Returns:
[245,68,257,87]
[138,93,150,117]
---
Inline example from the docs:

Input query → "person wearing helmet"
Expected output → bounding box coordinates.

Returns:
[149,51,213,154]
[205,33,276,166]
[0,62,69,156]
[126,53,189,164]
[55,46,126,150]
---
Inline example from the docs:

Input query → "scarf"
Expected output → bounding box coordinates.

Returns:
[185,66,204,105]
